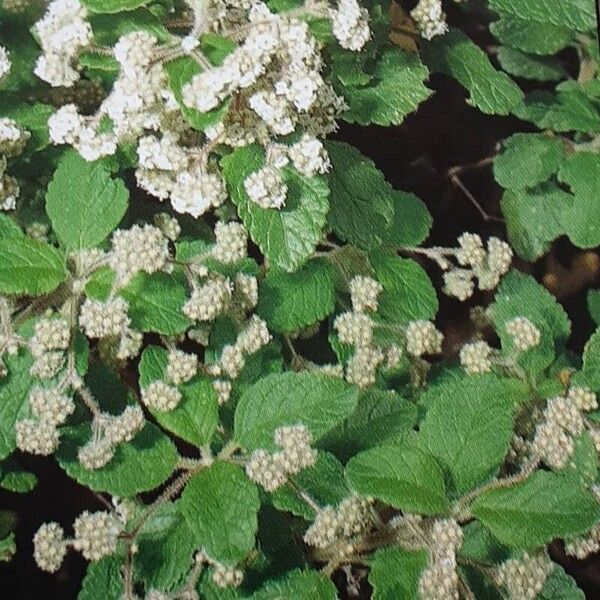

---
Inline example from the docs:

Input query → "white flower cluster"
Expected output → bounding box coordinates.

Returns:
[166,348,198,385]
[438,234,512,301]
[78,405,145,469]
[303,494,373,549]
[411,0,448,41]
[0,45,10,81]
[418,519,463,600]
[245,424,316,492]
[565,524,600,559]
[495,553,553,600]
[212,221,248,264]
[0,117,30,211]
[0,298,21,377]
[531,387,596,469]
[33,510,122,573]
[505,316,541,352]
[212,564,244,589]
[33,0,93,87]
[28,317,70,380]
[141,380,182,412]
[43,2,366,217]
[405,320,444,358]
[459,340,493,374]
[183,276,233,322]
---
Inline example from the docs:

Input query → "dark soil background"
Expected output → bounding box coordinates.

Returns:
[2,2,600,598]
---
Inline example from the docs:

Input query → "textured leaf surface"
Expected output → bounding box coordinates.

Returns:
[540,566,586,600]
[383,191,432,247]
[346,445,449,515]
[57,423,178,496]
[180,462,259,565]
[418,374,525,494]
[234,372,359,451]
[580,328,600,392]
[368,547,428,600]
[78,556,123,600]
[46,152,128,251]
[422,29,523,115]
[0,237,66,296]
[497,47,567,81]
[251,569,337,600]
[472,471,600,548]
[138,346,218,446]
[256,259,335,333]
[588,290,600,325]
[82,0,150,12]
[370,251,438,323]
[222,145,329,272]
[339,49,431,126]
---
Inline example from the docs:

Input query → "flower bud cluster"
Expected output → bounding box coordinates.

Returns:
[33,510,122,573]
[195,550,244,590]
[495,553,553,600]
[303,494,374,549]
[28,317,70,380]
[1,117,30,211]
[411,0,448,41]
[246,424,316,492]
[0,46,10,81]
[565,524,600,559]
[418,519,463,600]
[460,340,493,374]
[505,317,541,352]
[405,320,443,357]
[183,277,232,322]
[212,221,248,264]
[166,349,198,385]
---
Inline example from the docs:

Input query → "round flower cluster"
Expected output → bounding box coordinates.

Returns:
[0,46,10,81]
[0,117,30,211]
[79,297,130,339]
[405,320,444,357]
[565,524,600,559]
[166,349,198,385]
[303,494,373,549]
[495,553,553,600]
[246,424,316,492]
[212,565,244,589]
[183,277,233,322]
[141,380,182,412]
[411,0,448,41]
[28,317,70,379]
[505,317,541,352]
[460,340,493,374]
[349,275,383,313]
[33,510,123,573]
[212,221,248,264]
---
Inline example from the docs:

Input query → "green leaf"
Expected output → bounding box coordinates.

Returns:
[422,29,523,115]
[370,251,438,324]
[164,56,230,132]
[383,191,432,248]
[180,461,259,565]
[46,152,129,251]
[490,14,574,55]
[90,8,171,44]
[0,102,54,153]
[0,214,23,239]
[459,521,510,565]
[345,444,449,515]
[501,185,572,261]
[494,133,565,191]
[234,372,359,451]
[579,327,600,392]
[368,547,428,600]
[0,351,33,461]
[256,259,335,333]
[558,152,600,248]
[0,532,16,562]
[472,471,600,548]
[339,48,432,126]
[82,0,150,13]
[138,346,218,446]
[57,423,178,496]
[0,237,66,296]
[222,145,330,272]
[0,468,37,493]
[271,452,348,520]
[251,569,337,600]
[78,556,124,600]
[539,566,585,600]
[587,290,600,325]
[135,501,195,592]
[417,374,526,494]
[488,0,596,32]
[497,47,567,81]
[121,271,193,335]
[325,141,395,250]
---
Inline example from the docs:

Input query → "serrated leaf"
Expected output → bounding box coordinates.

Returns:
[138,345,218,446]
[82,0,150,13]
[472,471,600,548]
[46,152,129,251]
[256,259,335,333]
[90,9,170,44]
[579,327,600,392]
[339,48,431,126]
[180,461,259,565]
[222,145,330,272]
[251,569,337,600]
[494,133,565,190]
[0,102,54,153]
[346,444,449,515]
[234,372,359,451]
[325,141,395,250]
[488,0,596,32]
[78,556,123,600]
[501,185,571,261]
[0,237,66,296]
[56,423,178,496]
[497,47,567,82]
[490,14,574,55]
[422,29,523,115]
[369,251,438,324]
[383,191,432,247]
[121,271,193,335]
[0,214,23,239]
[0,351,33,461]
[368,547,428,600]
[135,501,195,592]
[417,374,526,494]
[539,566,586,600]
[588,290,600,325]
[557,152,600,248]
[271,452,348,519]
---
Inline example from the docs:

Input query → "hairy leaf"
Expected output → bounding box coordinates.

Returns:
[368,547,428,600]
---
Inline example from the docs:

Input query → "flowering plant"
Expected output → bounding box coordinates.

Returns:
[1,0,600,598]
